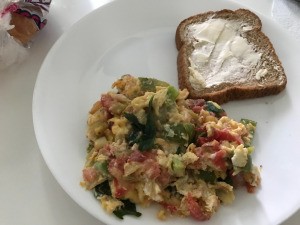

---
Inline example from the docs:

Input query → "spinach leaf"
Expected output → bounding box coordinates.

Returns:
[218,172,233,186]
[124,113,144,146]
[113,199,142,219]
[198,170,216,183]
[94,182,142,219]
[125,96,156,151]
[204,101,226,118]
[94,180,111,197]
[158,86,178,123]
[139,96,156,151]
[138,77,169,92]
[144,97,156,136]
[138,137,155,151]
[176,145,186,154]
[124,113,145,130]
[163,123,195,146]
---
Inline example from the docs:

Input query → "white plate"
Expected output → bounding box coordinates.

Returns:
[32,0,300,224]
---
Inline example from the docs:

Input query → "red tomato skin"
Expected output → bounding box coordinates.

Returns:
[186,194,210,221]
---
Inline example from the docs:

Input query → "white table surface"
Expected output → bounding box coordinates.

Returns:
[0,0,299,224]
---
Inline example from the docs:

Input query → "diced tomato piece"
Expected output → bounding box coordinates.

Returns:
[212,149,227,171]
[201,140,220,152]
[113,178,127,198]
[128,151,161,180]
[144,159,161,180]
[213,129,243,145]
[143,151,157,160]
[245,182,256,193]
[197,136,212,146]
[100,144,114,156]
[161,202,178,213]
[231,172,245,188]
[186,99,205,113]
[156,167,170,187]
[186,194,210,221]
[100,94,114,110]
[195,126,206,133]
[108,156,128,179]
[197,128,243,146]
[196,126,209,146]
[128,150,147,162]
[190,147,206,169]
[192,106,203,113]
[82,167,98,183]
[194,146,204,158]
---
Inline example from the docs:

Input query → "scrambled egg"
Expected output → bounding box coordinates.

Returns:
[81,75,261,221]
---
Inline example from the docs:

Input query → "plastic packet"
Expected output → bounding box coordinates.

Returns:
[0,0,51,70]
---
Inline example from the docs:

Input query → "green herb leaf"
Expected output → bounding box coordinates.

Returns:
[198,170,217,183]
[113,199,142,219]
[138,77,170,92]
[145,97,155,135]
[171,157,185,177]
[126,129,143,146]
[242,155,253,172]
[220,175,233,186]
[240,118,257,136]
[124,96,156,151]
[94,161,109,176]
[138,137,155,151]
[240,118,257,126]
[94,180,111,197]
[240,118,257,146]
[163,123,195,146]
[166,86,179,102]
[176,145,186,154]
[205,101,226,118]
[87,142,94,153]
[124,113,144,146]
[139,96,156,151]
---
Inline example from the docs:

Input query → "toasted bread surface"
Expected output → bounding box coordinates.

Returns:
[176,9,287,104]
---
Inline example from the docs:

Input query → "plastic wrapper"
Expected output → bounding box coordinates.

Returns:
[0,0,51,70]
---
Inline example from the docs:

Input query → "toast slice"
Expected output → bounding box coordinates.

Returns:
[176,9,287,104]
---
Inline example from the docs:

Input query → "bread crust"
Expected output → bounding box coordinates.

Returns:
[176,9,287,104]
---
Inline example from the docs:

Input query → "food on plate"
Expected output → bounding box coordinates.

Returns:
[81,75,261,221]
[175,9,287,104]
